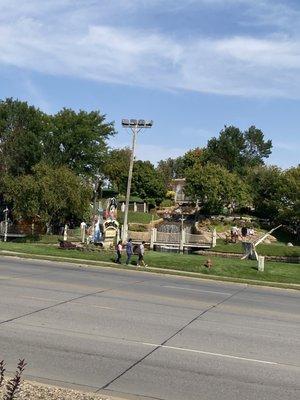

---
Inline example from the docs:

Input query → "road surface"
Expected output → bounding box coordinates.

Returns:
[0,257,299,400]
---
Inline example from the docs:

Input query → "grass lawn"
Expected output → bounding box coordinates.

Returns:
[0,242,299,285]
[118,211,160,225]
[212,241,300,257]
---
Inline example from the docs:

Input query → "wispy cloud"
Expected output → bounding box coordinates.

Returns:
[1,0,300,98]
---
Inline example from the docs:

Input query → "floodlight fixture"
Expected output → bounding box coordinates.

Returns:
[145,120,153,128]
[122,119,153,128]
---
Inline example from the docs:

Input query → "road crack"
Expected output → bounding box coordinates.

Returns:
[98,285,248,391]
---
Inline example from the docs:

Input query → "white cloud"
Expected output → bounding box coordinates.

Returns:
[1,0,300,98]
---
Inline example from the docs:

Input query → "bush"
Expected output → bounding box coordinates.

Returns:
[160,199,174,207]
[0,359,26,400]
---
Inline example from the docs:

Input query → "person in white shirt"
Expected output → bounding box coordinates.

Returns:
[137,241,147,267]
[115,240,123,264]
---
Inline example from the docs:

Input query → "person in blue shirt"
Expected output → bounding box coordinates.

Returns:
[125,238,133,265]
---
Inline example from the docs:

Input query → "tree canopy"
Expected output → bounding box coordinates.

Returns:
[43,108,115,176]
[131,160,165,204]
[185,163,252,214]
[0,99,115,178]
[103,147,131,193]
[0,98,47,176]
[3,163,91,225]
[203,125,272,173]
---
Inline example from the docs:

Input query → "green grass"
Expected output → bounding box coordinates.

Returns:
[118,211,160,225]
[0,242,299,285]
[212,241,300,257]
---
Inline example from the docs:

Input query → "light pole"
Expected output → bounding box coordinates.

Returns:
[121,119,153,241]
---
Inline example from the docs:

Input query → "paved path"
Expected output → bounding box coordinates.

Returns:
[0,257,299,400]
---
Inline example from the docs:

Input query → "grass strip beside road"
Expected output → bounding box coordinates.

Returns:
[213,242,300,257]
[0,242,299,286]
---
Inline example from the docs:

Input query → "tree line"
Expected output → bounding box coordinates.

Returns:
[0,98,299,233]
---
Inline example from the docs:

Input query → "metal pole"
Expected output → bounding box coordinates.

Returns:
[123,126,137,241]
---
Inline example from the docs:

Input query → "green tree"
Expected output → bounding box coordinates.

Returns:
[156,157,178,187]
[157,148,204,187]
[42,108,115,176]
[103,147,131,193]
[278,166,300,227]
[0,98,47,176]
[246,165,285,219]
[132,160,165,204]
[3,163,91,226]
[185,163,252,214]
[203,125,272,173]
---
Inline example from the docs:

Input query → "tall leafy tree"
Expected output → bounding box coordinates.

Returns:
[246,165,285,219]
[42,108,115,176]
[132,160,165,204]
[280,166,300,237]
[103,147,131,193]
[157,148,204,187]
[3,163,91,226]
[0,98,47,176]
[203,125,272,173]
[185,163,252,214]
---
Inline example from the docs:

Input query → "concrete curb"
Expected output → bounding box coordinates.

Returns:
[1,250,299,290]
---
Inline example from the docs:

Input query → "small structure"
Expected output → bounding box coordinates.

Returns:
[118,197,149,213]
[171,178,191,204]
[103,219,119,249]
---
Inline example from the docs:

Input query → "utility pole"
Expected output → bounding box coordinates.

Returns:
[121,119,153,241]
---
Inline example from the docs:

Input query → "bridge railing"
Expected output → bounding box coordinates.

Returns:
[156,231,180,244]
[185,233,211,245]
[128,230,151,242]
[125,227,216,250]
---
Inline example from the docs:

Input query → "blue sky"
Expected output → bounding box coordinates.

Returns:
[0,0,300,168]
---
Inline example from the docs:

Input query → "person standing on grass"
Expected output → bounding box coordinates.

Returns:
[125,238,133,265]
[137,241,147,267]
[115,240,122,264]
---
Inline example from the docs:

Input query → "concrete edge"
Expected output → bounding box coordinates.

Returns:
[0,250,299,291]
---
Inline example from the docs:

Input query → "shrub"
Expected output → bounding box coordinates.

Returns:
[0,359,26,400]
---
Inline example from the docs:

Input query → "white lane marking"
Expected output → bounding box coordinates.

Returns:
[141,342,278,365]
[162,285,230,296]
[75,303,115,310]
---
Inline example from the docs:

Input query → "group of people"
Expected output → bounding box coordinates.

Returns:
[115,238,147,267]
[230,225,255,243]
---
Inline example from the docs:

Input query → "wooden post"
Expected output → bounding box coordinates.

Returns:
[212,228,217,248]
[63,224,68,241]
[258,256,265,272]
[180,228,186,253]
[150,227,157,250]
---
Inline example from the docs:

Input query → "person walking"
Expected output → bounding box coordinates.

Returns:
[125,238,133,265]
[137,241,147,267]
[115,240,122,264]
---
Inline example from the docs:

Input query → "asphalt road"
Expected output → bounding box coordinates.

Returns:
[0,257,299,400]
